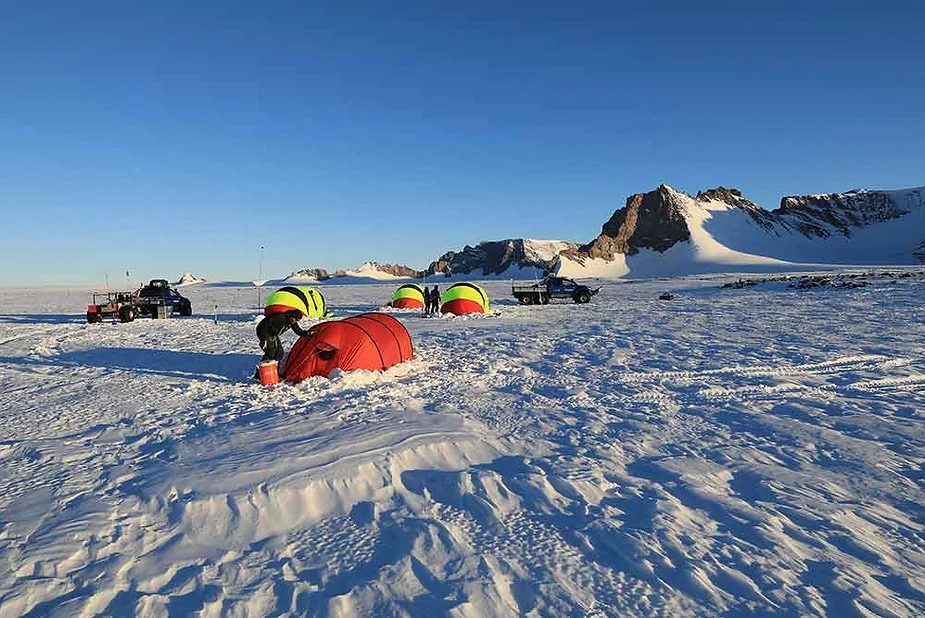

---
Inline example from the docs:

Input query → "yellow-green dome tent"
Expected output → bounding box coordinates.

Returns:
[390,283,426,309]
[264,286,327,318]
[440,282,489,315]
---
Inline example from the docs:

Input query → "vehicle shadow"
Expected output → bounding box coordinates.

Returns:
[0,314,84,325]
[1,313,258,325]
[1,348,256,383]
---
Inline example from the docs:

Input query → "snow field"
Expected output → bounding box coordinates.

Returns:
[0,273,923,616]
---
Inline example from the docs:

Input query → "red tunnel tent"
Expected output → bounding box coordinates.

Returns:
[284,312,414,382]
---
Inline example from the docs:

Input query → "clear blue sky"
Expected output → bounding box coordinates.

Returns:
[1,1,922,286]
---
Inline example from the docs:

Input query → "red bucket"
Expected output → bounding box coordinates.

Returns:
[257,360,279,385]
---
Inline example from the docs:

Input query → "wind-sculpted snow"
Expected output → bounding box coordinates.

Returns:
[0,272,923,616]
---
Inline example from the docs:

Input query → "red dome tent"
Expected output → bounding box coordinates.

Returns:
[284,313,413,382]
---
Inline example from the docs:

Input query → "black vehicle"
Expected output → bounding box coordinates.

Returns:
[137,279,193,316]
[86,279,192,323]
[511,276,601,305]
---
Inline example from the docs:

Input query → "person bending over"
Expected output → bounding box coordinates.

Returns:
[256,309,309,364]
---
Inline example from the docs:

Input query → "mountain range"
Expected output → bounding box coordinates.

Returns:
[181,184,925,285]
[556,184,925,278]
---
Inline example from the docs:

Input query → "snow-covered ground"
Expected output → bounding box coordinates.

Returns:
[1,272,923,617]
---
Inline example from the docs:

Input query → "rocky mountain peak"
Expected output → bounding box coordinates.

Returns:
[426,238,574,277]
[696,186,778,229]
[556,183,925,276]
[696,186,763,211]
[564,185,692,264]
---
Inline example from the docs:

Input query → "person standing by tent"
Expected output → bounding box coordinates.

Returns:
[430,284,440,315]
[422,285,432,316]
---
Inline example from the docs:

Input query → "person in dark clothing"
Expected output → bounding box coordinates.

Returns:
[422,285,432,316]
[256,309,309,365]
[430,285,440,315]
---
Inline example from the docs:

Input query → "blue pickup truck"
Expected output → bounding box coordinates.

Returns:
[511,277,601,305]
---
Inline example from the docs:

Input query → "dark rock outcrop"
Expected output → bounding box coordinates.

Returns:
[426,239,573,277]
[562,185,691,264]
[697,186,778,230]
[775,189,913,238]
[426,252,456,277]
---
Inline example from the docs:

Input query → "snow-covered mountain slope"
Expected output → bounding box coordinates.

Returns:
[284,268,328,283]
[428,238,576,278]
[175,272,207,287]
[1,275,924,616]
[557,185,925,278]
[284,262,421,284]
[342,261,418,280]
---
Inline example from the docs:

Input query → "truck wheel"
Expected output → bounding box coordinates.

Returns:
[540,294,550,305]
[87,312,102,324]
[575,292,591,304]
[521,295,534,305]
[119,305,136,323]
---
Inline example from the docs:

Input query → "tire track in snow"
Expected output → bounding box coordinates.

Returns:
[696,374,925,402]
[616,354,907,384]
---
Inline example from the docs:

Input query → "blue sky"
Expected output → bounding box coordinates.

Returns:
[1,1,922,286]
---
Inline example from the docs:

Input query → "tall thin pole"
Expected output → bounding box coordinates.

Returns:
[257,245,265,310]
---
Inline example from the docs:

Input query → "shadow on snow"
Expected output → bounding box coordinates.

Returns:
[0,313,85,325]
[0,348,255,383]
